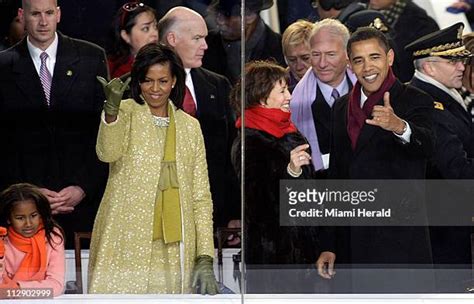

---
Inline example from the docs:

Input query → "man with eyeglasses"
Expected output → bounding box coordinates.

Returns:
[407,22,474,292]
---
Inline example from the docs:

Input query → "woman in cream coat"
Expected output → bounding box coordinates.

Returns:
[88,43,217,294]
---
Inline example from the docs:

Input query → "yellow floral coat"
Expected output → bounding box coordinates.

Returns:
[88,100,214,293]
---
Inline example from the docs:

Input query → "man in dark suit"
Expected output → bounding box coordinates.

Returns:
[202,0,285,84]
[0,0,108,248]
[158,6,239,232]
[407,23,474,292]
[316,27,435,292]
[290,18,356,172]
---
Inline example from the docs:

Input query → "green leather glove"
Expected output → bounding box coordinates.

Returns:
[96,76,131,116]
[191,255,219,295]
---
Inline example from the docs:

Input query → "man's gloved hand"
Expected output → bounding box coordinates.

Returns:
[96,76,131,116]
[0,227,7,258]
[191,255,219,295]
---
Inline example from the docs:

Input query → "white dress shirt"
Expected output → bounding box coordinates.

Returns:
[316,74,350,107]
[27,32,59,78]
[185,68,198,109]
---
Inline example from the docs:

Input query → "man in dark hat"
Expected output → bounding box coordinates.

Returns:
[202,0,285,83]
[368,0,439,82]
[317,26,435,293]
[314,0,366,22]
[407,22,474,292]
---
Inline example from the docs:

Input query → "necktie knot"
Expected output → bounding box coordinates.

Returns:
[331,88,340,100]
[40,52,48,63]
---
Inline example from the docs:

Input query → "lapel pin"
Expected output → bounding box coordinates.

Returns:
[66,70,73,76]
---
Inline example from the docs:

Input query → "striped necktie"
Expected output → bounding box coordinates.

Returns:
[39,52,52,107]
[327,88,340,107]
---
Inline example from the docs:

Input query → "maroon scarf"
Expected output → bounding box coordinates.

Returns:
[347,68,396,150]
[235,106,297,138]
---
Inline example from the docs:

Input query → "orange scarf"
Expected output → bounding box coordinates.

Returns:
[1,224,47,286]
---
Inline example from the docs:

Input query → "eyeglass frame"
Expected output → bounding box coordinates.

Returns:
[426,57,470,66]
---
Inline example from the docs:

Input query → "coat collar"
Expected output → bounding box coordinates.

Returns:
[50,32,80,106]
[11,32,80,108]
[189,68,218,117]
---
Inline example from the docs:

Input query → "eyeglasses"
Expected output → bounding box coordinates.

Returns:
[120,2,145,28]
[427,58,470,65]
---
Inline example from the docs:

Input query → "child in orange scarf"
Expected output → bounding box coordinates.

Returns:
[0,183,65,297]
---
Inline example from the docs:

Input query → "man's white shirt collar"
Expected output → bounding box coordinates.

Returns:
[316,74,349,104]
[27,32,59,77]
[185,68,197,107]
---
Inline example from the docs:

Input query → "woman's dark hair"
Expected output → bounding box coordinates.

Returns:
[230,60,289,115]
[0,183,64,248]
[130,43,185,109]
[109,3,157,60]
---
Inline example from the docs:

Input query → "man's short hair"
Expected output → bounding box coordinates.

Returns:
[347,26,390,57]
[22,0,58,9]
[311,18,350,48]
[157,14,178,45]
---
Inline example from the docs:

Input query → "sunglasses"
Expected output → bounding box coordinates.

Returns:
[120,2,145,28]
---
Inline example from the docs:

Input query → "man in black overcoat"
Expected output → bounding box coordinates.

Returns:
[316,26,436,293]
[0,0,108,248]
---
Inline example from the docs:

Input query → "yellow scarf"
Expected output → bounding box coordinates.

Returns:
[153,104,182,243]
